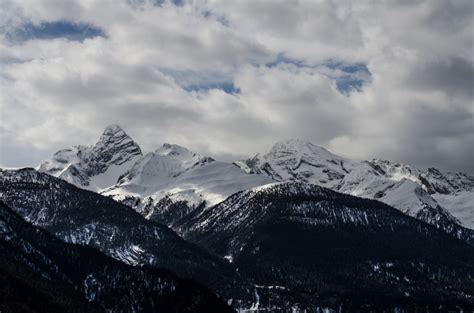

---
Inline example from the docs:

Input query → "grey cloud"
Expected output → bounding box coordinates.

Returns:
[0,0,472,174]
[388,105,474,171]
[424,0,473,33]
[0,139,51,168]
[407,57,474,99]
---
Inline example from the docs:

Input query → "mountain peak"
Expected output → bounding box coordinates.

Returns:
[100,124,127,139]
[96,124,141,155]
[156,143,194,157]
[267,139,333,158]
[94,125,142,165]
[154,143,214,166]
[38,125,142,190]
[234,138,357,189]
[272,138,313,147]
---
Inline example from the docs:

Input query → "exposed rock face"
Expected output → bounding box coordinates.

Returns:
[38,125,142,190]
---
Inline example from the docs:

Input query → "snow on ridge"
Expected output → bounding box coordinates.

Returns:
[29,124,474,231]
[251,182,284,193]
[238,140,473,230]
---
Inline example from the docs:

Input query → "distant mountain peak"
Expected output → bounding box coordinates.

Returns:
[98,124,139,149]
[156,143,196,159]
[94,125,141,159]
[102,123,125,135]
[234,138,354,187]
[270,138,324,151]
[266,139,340,160]
[38,125,142,191]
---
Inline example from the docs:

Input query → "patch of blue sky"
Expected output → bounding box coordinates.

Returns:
[153,0,185,6]
[160,68,239,94]
[266,53,308,68]
[5,20,106,43]
[128,0,185,8]
[267,54,371,95]
[325,60,370,75]
[185,82,240,94]
[336,76,365,94]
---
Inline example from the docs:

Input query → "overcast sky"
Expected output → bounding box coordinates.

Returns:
[0,0,473,172]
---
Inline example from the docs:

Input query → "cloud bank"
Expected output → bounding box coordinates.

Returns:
[0,0,472,172]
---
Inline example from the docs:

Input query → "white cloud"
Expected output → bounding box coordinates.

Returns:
[0,0,472,172]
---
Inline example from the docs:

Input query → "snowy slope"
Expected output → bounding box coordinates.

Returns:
[338,161,441,215]
[102,143,273,224]
[237,139,474,231]
[38,125,142,191]
[433,191,474,229]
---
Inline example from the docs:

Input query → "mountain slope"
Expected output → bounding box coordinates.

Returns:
[0,168,248,302]
[38,125,142,191]
[236,139,474,236]
[176,182,474,311]
[102,143,273,226]
[0,201,232,313]
[335,160,474,242]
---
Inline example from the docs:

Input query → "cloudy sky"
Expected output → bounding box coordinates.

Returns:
[0,0,473,172]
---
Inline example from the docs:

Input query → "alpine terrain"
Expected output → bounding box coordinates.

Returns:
[2,125,473,311]
[37,127,474,243]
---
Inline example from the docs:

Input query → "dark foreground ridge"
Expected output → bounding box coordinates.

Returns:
[176,182,474,311]
[0,201,233,312]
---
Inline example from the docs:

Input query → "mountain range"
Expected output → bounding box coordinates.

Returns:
[1,124,473,311]
[37,125,474,239]
[2,167,473,311]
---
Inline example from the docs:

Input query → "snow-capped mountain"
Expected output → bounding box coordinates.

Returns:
[5,128,474,311]
[38,126,273,226]
[236,139,474,233]
[37,126,473,236]
[176,181,474,310]
[38,124,142,191]
[235,139,358,188]
[102,143,273,225]
[0,201,233,313]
